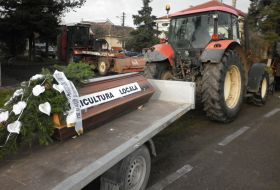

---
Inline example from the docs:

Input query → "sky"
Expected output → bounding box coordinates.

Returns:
[63,0,251,27]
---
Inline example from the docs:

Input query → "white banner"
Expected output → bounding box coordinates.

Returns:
[79,82,141,110]
[53,70,83,135]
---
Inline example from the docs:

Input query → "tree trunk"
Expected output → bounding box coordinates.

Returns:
[28,34,35,61]
[45,41,49,58]
[28,36,32,61]
[0,61,2,87]
[32,36,35,61]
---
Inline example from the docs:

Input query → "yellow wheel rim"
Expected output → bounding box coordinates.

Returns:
[261,78,267,99]
[99,61,107,73]
[224,65,242,109]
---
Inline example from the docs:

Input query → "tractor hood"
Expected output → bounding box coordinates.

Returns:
[144,44,175,66]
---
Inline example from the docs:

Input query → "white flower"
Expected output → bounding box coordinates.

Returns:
[32,85,45,96]
[12,101,27,115]
[7,121,22,134]
[0,111,9,123]
[38,102,51,116]
[66,110,77,127]
[52,84,64,93]
[30,74,44,81]
[13,88,24,98]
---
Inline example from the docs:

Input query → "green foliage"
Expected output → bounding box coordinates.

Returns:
[64,63,94,85]
[248,0,280,43]
[0,63,93,159]
[0,89,13,107]
[126,0,159,52]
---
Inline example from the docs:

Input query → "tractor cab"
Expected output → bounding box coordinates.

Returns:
[168,2,244,62]
[145,1,246,74]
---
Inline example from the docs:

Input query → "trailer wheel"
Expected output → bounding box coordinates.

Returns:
[251,73,269,106]
[98,58,110,76]
[101,145,151,190]
[202,50,245,122]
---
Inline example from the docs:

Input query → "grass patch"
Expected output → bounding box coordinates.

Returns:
[0,88,13,107]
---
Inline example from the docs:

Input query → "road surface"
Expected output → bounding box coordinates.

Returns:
[147,92,280,190]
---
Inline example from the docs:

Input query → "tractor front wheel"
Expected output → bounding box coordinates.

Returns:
[202,50,245,122]
[144,62,172,80]
[160,70,173,80]
[143,63,157,79]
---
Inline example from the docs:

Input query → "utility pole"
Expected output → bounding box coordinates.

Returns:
[121,12,126,27]
[118,12,126,49]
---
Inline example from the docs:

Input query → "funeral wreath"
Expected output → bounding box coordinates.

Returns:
[0,63,93,159]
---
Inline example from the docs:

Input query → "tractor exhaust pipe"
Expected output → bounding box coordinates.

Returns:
[232,0,237,8]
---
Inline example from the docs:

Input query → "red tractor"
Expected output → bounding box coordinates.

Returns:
[145,1,272,122]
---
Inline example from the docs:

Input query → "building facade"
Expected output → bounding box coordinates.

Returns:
[82,19,134,51]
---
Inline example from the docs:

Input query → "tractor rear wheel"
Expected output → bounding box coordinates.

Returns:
[202,50,245,122]
[251,73,269,106]
[98,58,110,76]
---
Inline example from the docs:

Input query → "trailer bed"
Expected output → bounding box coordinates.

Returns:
[0,80,195,190]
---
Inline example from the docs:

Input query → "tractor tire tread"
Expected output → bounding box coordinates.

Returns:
[201,50,244,122]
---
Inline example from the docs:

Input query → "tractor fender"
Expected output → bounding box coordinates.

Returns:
[200,40,241,63]
[144,44,175,65]
[247,63,267,93]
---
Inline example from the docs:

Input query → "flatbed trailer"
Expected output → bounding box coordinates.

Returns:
[0,79,195,190]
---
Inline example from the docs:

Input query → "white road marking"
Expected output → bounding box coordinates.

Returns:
[147,164,193,190]
[218,126,250,146]
[264,108,280,118]
[214,150,223,154]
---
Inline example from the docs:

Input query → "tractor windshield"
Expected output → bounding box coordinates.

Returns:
[169,13,214,49]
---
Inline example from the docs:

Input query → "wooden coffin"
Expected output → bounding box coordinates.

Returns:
[53,73,155,140]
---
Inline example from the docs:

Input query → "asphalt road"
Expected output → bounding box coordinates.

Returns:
[146,92,280,190]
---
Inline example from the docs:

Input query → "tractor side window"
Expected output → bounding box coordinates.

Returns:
[217,12,232,39]
[192,14,214,48]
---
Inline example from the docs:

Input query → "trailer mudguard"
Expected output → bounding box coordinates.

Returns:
[247,63,267,93]
[145,44,175,65]
[200,40,241,63]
